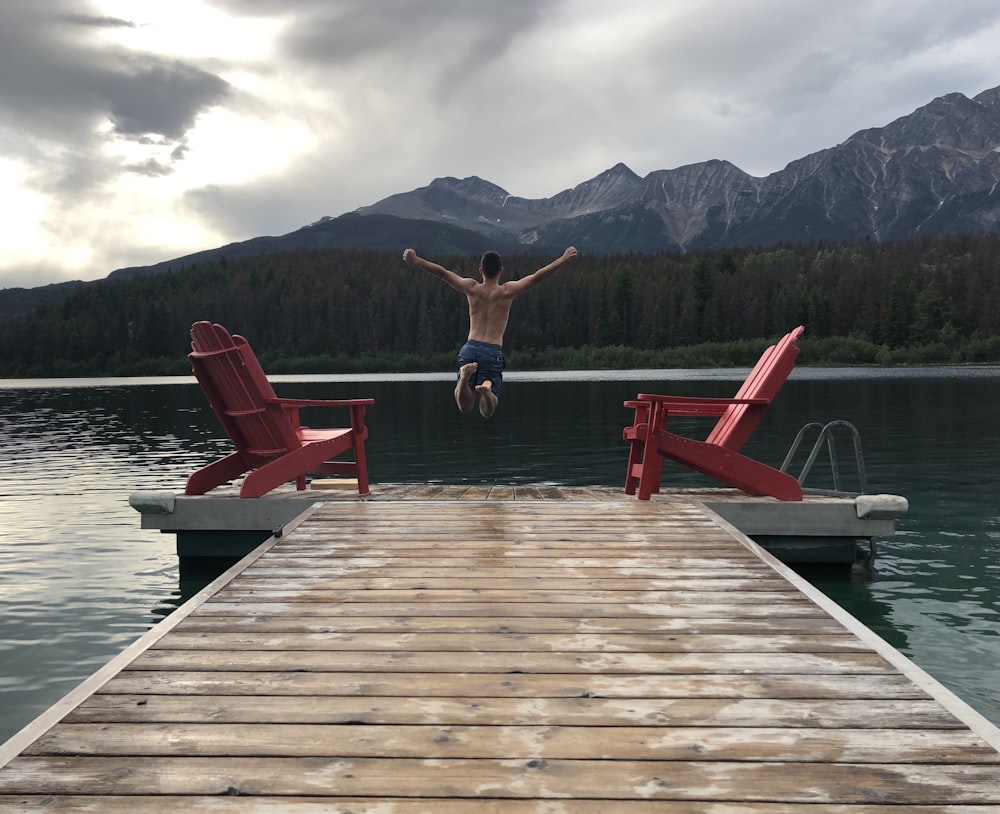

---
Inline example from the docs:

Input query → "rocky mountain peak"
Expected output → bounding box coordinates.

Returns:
[974,84,1000,114]
[425,175,511,203]
[851,87,1000,155]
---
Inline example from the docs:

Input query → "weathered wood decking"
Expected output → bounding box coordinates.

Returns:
[2,494,1000,811]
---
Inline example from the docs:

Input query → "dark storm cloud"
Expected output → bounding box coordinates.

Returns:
[100,55,230,139]
[125,158,174,177]
[213,0,557,82]
[0,3,229,147]
[285,0,552,61]
[54,13,135,28]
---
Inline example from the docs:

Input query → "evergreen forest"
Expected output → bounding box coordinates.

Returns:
[2,234,1000,378]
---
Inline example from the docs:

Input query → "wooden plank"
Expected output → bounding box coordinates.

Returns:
[268,544,759,557]
[282,518,724,531]
[241,560,783,574]
[245,558,774,571]
[70,694,961,728]
[215,576,799,591]
[1,798,996,813]
[394,485,448,499]
[286,507,714,522]
[3,757,1000,802]
[234,571,785,585]
[191,600,826,618]
[99,671,934,701]
[267,518,711,533]
[276,512,717,522]
[129,649,895,673]
[152,631,871,654]
[279,528,748,540]
[457,485,492,500]
[272,532,737,542]
[28,723,1000,763]
[176,615,849,634]
[235,563,790,579]
[264,543,761,556]
[210,588,806,603]
[575,486,624,499]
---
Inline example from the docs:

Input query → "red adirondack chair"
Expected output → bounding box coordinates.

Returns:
[185,321,374,498]
[623,326,805,501]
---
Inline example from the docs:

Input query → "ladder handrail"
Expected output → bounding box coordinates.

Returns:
[781,420,868,494]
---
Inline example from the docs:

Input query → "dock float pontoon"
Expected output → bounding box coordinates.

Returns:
[129,483,910,568]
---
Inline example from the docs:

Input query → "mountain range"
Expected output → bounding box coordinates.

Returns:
[15,83,1000,297]
[354,84,1000,253]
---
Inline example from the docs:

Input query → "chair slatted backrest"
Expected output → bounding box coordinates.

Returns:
[188,321,300,458]
[705,325,804,451]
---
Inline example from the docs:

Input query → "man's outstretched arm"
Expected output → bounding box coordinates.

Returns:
[503,247,578,297]
[403,248,474,293]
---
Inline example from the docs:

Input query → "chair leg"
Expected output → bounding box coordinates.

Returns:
[352,434,370,496]
[636,446,664,501]
[624,438,642,494]
[240,442,362,499]
[623,414,651,495]
[240,450,323,498]
[185,452,249,495]
[658,435,803,501]
[623,404,665,500]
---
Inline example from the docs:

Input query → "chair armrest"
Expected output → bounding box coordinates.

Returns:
[636,393,768,405]
[268,397,375,409]
[633,394,769,419]
[267,397,373,433]
[638,393,766,412]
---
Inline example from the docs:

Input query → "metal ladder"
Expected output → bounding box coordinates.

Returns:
[780,420,868,494]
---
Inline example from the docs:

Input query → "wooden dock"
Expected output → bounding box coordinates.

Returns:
[3,493,1000,811]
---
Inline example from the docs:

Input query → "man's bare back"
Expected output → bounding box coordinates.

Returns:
[403,246,577,416]
[464,278,516,346]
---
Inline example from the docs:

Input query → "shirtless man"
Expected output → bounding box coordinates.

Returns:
[403,246,578,417]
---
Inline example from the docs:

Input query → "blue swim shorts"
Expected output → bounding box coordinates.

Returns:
[457,340,505,396]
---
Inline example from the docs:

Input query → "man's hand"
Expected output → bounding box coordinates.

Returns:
[561,246,578,262]
[403,248,417,264]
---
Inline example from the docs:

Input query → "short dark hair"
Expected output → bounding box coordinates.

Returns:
[480,250,502,278]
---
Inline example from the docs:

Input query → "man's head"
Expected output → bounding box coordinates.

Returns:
[480,250,503,279]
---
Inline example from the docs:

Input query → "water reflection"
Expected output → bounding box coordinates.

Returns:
[797,564,910,651]
[149,561,234,622]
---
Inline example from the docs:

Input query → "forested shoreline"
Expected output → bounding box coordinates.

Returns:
[2,234,1000,377]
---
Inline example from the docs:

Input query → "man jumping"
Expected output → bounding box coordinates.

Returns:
[402,246,578,417]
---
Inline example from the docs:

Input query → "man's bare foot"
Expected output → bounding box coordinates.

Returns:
[454,362,477,413]
[476,380,498,418]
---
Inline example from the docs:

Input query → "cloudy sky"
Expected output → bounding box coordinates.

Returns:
[2,0,999,289]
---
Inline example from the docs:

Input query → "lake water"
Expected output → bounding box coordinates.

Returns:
[1,367,999,744]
